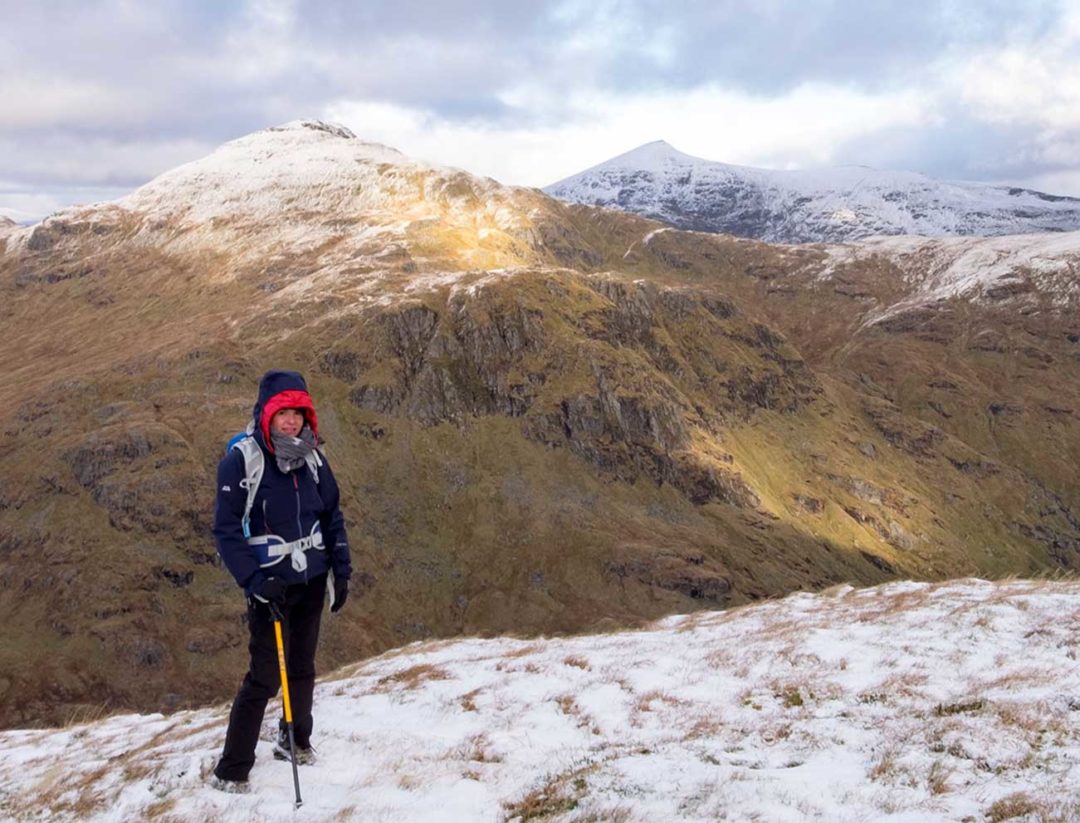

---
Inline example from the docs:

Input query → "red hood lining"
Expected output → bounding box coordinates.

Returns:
[260,389,319,452]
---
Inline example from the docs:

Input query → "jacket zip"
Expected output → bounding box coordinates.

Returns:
[294,473,307,584]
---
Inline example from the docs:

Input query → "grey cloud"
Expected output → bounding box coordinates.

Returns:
[622,0,1063,93]
[0,182,134,223]
[837,118,1079,192]
[2,0,1079,216]
[4,0,1068,135]
[10,1,1053,132]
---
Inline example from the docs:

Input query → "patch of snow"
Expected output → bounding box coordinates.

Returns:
[809,229,1080,324]
[828,208,858,225]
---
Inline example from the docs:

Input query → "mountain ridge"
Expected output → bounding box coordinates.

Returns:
[546,140,1080,243]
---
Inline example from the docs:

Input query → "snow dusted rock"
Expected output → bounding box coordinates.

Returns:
[816,231,1080,322]
[0,215,20,246]
[546,140,1080,243]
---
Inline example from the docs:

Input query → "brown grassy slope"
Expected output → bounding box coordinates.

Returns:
[551,205,1080,542]
[1,198,1078,728]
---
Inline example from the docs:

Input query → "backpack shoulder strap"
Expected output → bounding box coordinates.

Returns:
[229,423,264,539]
[304,447,324,483]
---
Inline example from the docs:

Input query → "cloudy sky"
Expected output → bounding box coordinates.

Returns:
[4,0,1079,222]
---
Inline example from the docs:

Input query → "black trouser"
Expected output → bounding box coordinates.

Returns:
[214,574,326,781]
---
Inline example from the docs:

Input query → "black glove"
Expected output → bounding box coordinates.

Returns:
[330,577,349,613]
[256,576,288,606]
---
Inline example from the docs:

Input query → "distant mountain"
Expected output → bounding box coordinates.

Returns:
[545,141,1080,243]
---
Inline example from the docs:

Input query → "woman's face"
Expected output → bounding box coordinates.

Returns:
[270,408,304,437]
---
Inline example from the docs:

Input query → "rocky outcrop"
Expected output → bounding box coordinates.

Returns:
[606,545,733,604]
[862,398,944,457]
[62,424,205,540]
[335,270,804,507]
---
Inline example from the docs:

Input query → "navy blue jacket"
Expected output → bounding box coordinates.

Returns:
[213,370,352,595]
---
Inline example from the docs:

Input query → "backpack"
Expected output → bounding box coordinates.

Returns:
[227,422,323,539]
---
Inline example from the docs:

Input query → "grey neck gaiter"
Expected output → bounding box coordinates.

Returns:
[270,425,317,473]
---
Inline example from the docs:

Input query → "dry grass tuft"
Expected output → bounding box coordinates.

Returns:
[375,663,453,691]
[502,644,544,659]
[563,806,635,823]
[986,791,1039,822]
[853,589,933,623]
[143,798,178,819]
[686,715,725,739]
[933,697,986,717]
[62,702,114,729]
[503,783,580,822]
[502,763,597,822]
[460,688,483,712]
[452,733,502,764]
[556,694,580,716]
[773,685,806,708]
[868,746,900,781]
[563,655,590,670]
[398,772,422,790]
[634,689,689,714]
[927,759,952,795]
[992,701,1066,740]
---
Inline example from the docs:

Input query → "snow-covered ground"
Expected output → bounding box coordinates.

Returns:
[3,578,1080,822]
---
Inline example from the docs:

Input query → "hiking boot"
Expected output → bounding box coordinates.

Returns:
[209,774,251,794]
[273,726,316,765]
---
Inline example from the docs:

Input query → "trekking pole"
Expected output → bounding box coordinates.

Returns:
[269,602,303,808]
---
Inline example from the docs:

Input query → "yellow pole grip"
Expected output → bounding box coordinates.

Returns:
[273,619,294,724]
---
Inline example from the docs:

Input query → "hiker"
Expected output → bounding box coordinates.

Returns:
[211,369,352,792]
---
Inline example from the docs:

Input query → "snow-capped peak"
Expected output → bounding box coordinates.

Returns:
[590,139,702,172]
[546,144,1080,243]
[2,120,549,281]
[118,120,420,223]
[272,119,359,140]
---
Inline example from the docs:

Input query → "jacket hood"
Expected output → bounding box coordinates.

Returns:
[253,369,319,451]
